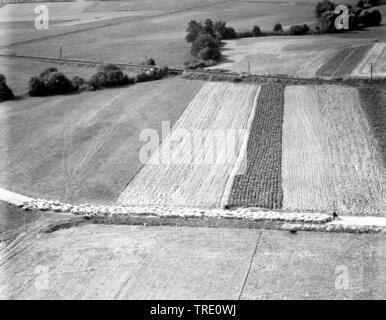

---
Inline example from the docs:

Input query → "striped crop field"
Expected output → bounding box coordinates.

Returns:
[117,82,261,208]
[316,44,372,78]
[227,84,285,210]
[282,85,386,215]
[351,43,386,78]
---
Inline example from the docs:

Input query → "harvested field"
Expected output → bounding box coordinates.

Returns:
[316,44,373,78]
[351,43,386,78]
[0,78,203,204]
[118,82,260,208]
[227,84,284,209]
[211,36,371,78]
[282,85,386,215]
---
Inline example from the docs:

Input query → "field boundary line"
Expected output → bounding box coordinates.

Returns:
[238,231,262,300]
[220,85,260,208]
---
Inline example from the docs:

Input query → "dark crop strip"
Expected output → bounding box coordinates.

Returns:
[227,84,285,209]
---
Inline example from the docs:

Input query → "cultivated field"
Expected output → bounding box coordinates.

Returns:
[282,85,386,215]
[227,84,284,209]
[351,42,386,78]
[0,0,319,67]
[316,44,373,78]
[118,82,260,208]
[0,78,203,204]
[211,37,373,78]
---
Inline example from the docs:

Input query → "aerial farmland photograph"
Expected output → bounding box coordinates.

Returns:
[0,0,385,305]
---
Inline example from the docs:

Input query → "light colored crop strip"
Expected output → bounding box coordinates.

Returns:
[282,85,386,215]
[118,82,260,208]
[351,42,386,78]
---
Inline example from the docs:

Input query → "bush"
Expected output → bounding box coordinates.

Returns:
[273,23,283,32]
[236,30,253,38]
[89,72,109,90]
[140,57,156,66]
[191,33,221,61]
[360,9,382,26]
[185,20,204,43]
[0,74,14,102]
[318,11,339,33]
[71,76,85,91]
[184,59,217,69]
[29,68,75,96]
[43,72,74,95]
[135,67,169,83]
[289,24,311,35]
[315,0,335,18]
[252,25,262,36]
[214,20,237,39]
[28,76,45,96]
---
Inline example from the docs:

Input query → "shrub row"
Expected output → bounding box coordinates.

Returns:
[28,63,170,97]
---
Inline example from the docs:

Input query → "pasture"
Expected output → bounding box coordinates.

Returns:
[0,78,203,204]
[282,85,386,215]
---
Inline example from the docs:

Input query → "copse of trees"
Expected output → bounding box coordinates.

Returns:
[0,74,14,102]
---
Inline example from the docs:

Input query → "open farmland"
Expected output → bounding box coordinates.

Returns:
[282,85,386,215]
[227,84,284,210]
[351,43,386,78]
[0,78,203,205]
[0,0,319,67]
[210,36,373,78]
[118,82,260,208]
[0,56,100,94]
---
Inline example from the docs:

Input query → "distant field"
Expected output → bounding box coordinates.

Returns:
[211,36,373,78]
[282,85,386,215]
[0,78,203,204]
[227,84,284,210]
[0,0,318,67]
[0,56,102,94]
[351,42,386,78]
[118,82,260,208]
